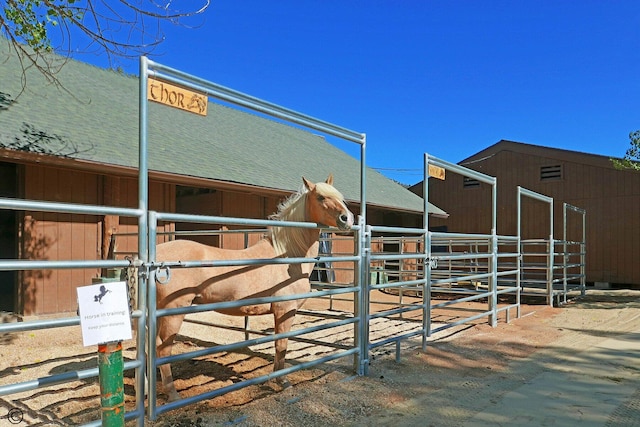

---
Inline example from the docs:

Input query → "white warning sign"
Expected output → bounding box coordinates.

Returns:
[77,281,132,347]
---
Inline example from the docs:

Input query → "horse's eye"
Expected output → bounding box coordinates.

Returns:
[317,195,325,202]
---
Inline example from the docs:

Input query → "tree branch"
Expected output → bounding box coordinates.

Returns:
[1,0,210,92]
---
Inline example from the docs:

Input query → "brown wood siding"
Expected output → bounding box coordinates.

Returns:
[427,149,640,287]
[150,179,176,245]
[108,177,139,256]
[22,166,100,314]
[428,171,494,234]
[220,191,266,250]
[174,190,276,250]
[329,235,355,284]
[176,191,222,247]
[221,191,264,218]
[20,166,175,315]
[110,178,176,255]
[14,163,408,315]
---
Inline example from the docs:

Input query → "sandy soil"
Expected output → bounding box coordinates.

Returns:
[1,288,639,426]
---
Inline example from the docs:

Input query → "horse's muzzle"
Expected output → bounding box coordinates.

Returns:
[337,211,354,230]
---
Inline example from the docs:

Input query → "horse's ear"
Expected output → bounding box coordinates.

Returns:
[302,176,315,191]
[325,174,334,186]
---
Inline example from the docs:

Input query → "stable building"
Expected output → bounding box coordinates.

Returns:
[412,140,640,288]
[0,46,446,316]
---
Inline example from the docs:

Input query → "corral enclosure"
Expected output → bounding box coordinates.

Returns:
[0,56,586,426]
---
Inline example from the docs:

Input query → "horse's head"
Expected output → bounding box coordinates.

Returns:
[303,174,354,231]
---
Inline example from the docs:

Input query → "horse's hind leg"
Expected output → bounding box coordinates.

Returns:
[156,314,185,402]
[272,305,297,389]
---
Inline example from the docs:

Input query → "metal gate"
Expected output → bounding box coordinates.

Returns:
[518,187,587,305]
[0,199,146,426]
[423,154,521,334]
[139,58,368,420]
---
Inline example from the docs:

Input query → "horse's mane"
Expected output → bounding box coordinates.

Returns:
[268,186,310,257]
[268,182,343,257]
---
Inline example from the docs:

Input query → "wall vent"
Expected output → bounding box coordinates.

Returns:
[463,177,480,188]
[540,164,563,181]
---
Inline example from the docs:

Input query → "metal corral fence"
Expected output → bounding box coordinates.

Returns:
[0,198,147,426]
[139,58,369,421]
[517,187,587,305]
[300,153,527,372]
[366,225,430,363]
[560,203,587,300]
[363,227,521,359]
[364,175,587,339]
[144,213,363,419]
[0,56,368,426]
[423,155,521,334]
[0,57,587,426]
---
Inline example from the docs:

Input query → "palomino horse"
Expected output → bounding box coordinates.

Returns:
[154,175,354,401]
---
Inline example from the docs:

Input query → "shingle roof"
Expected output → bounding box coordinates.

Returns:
[0,44,446,216]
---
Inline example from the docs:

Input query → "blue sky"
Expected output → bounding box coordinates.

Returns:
[72,1,639,185]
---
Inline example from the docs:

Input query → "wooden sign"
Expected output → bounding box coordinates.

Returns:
[77,281,132,346]
[429,164,446,180]
[147,77,208,116]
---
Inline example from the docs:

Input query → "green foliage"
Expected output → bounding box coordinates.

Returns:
[2,0,82,52]
[1,1,209,90]
[611,130,640,171]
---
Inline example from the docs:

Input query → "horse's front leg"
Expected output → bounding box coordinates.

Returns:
[272,303,298,389]
[156,314,185,402]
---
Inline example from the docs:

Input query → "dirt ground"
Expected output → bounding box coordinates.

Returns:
[1,288,639,426]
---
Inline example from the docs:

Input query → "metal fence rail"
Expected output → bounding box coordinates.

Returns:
[365,225,429,365]
[145,211,363,418]
[561,203,587,303]
[428,232,521,333]
[422,154,521,334]
[0,198,147,427]
[517,188,587,305]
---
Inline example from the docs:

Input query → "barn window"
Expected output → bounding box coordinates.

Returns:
[540,164,563,181]
[463,177,480,188]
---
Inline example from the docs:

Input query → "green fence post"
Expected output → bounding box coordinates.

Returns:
[98,341,125,426]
